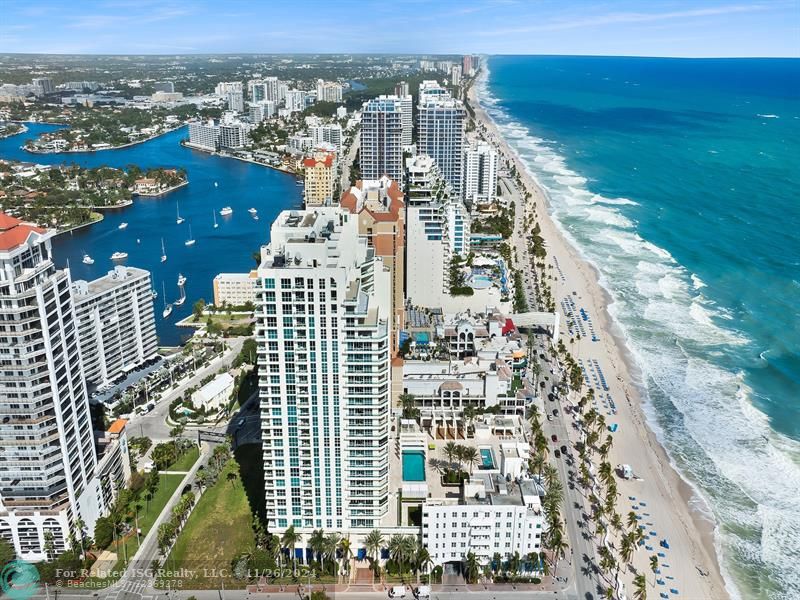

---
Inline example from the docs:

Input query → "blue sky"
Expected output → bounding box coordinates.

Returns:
[2,0,798,57]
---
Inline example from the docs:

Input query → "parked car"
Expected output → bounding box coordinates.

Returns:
[552,409,559,416]
[389,586,407,598]
[560,445,568,454]
[554,449,561,458]
[551,434,558,442]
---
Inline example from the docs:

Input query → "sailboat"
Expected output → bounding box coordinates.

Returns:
[177,273,187,287]
[162,282,172,318]
[184,224,195,246]
[174,284,186,307]
[213,210,218,229]
[160,238,167,263]
[82,253,94,265]
[176,201,185,225]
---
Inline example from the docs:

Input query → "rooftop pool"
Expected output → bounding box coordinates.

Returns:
[402,451,426,482]
[479,447,496,469]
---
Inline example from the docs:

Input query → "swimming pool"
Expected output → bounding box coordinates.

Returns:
[479,448,495,469]
[471,275,493,290]
[402,451,426,481]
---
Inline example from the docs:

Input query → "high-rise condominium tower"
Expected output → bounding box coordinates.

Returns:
[256,208,392,539]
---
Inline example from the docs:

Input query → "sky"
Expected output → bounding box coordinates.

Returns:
[1,0,798,57]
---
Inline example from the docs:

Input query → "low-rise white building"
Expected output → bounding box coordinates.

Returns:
[191,373,235,411]
[213,271,258,307]
[422,477,545,567]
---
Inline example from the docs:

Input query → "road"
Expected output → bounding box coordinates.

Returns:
[504,172,602,600]
[339,129,360,193]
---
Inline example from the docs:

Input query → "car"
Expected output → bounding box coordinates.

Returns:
[551,434,558,442]
[554,449,561,458]
[547,415,553,422]
[237,417,246,427]
[560,445,568,454]
[548,393,555,402]
[552,409,559,416]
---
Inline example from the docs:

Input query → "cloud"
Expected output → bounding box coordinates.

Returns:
[476,3,773,36]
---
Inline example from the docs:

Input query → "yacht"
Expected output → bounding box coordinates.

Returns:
[177,273,187,287]
[110,251,128,261]
[82,254,94,265]
[176,201,185,225]
[151,289,158,300]
[248,207,258,215]
[118,222,128,230]
[184,224,195,246]
[220,206,233,216]
[160,238,167,263]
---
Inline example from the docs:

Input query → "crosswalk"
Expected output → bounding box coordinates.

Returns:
[102,577,152,600]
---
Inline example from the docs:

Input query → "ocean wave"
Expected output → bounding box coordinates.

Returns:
[757,114,780,119]
[477,65,797,598]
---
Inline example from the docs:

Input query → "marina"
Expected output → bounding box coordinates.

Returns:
[0,123,302,345]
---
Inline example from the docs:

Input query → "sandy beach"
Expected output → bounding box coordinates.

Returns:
[468,70,730,599]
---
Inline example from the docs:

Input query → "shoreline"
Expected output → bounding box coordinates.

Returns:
[0,123,28,139]
[133,179,189,197]
[181,141,302,179]
[469,68,730,599]
[23,123,186,155]
[54,211,104,237]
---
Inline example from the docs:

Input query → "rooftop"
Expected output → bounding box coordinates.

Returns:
[72,265,150,300]
[0,212,46,251]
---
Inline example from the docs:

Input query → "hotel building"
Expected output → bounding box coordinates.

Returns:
[188,120,220,151]
[71,266,159,392]
[464,141,499,207]
[256,208,392,539]
[417,81,466,198]
[360,96,406,182]
[302,151,337,207]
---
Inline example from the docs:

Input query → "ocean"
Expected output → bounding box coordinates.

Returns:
[0,124,302,345]
[479,56,800,599]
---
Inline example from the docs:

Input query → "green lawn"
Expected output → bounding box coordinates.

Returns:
[97,473,184,580]
[158,459,254,588]
[165,446,200,472]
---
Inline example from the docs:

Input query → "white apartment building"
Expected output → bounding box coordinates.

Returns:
[417,82,466,198]
[219,122,251,149]
[71,266,158,392]
[316,79,343,103]
[360,96,405,182]
[188,120,220,151]
[405,155,471,308]
[0,215,111,561]
[250,101,276,123]
[310,123,343,150]
[215,81,243,96]
[213,271,258,307]
[451,64,462,87]
[285,90,306,112]
[32,77,54,96]
[464,141,499,206]
[288,133,313,154]
[399,95,413,147]
[256,208,392,538]
[422,477,544,567]
[227,90,245,113]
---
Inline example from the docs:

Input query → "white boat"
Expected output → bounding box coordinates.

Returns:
[176,201,184,225]
[248,207,258,215]
[118,222,128,230]
[162,283,172,318]
[177,273,186,287]
[110,251,128,261]
[253,215,259,220]
[213,210,218,229]
[151,290,158,299]
[184,225,195,246]
[136,238,140,244]
[82,254,94,265]
[174,295,185,307]
[160,238,167,263]
[220,206,233,216]
[214,181,218,188]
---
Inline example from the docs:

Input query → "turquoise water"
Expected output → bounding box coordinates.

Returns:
[479,447,494,469]
[401,451,426,482]
[481,56,799,599]
[0,124,302,345]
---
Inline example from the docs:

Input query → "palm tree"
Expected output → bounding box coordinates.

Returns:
[610,512,623,534]
[529,453,545,479]
[339,536,353,577]
[464,551,481,584]
[461,446,479,474]
[633,573,647,600]
[627,511,639,532]
[365,529,384,568]
[281,526,300,570]
[649,555,659,587]
[549,531,569,573]
[414,543,431,584]
[324,532,341,577]
[543,463,560,489]
[43,530,55,561]
[443,441,458,469]
[620,533,635,567]
[388,534,406,579]
[309,529,326,572]
[400,535,417,579]
[74,517,86,559]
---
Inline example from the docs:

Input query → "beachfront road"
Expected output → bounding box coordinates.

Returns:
[504,172,603,600]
